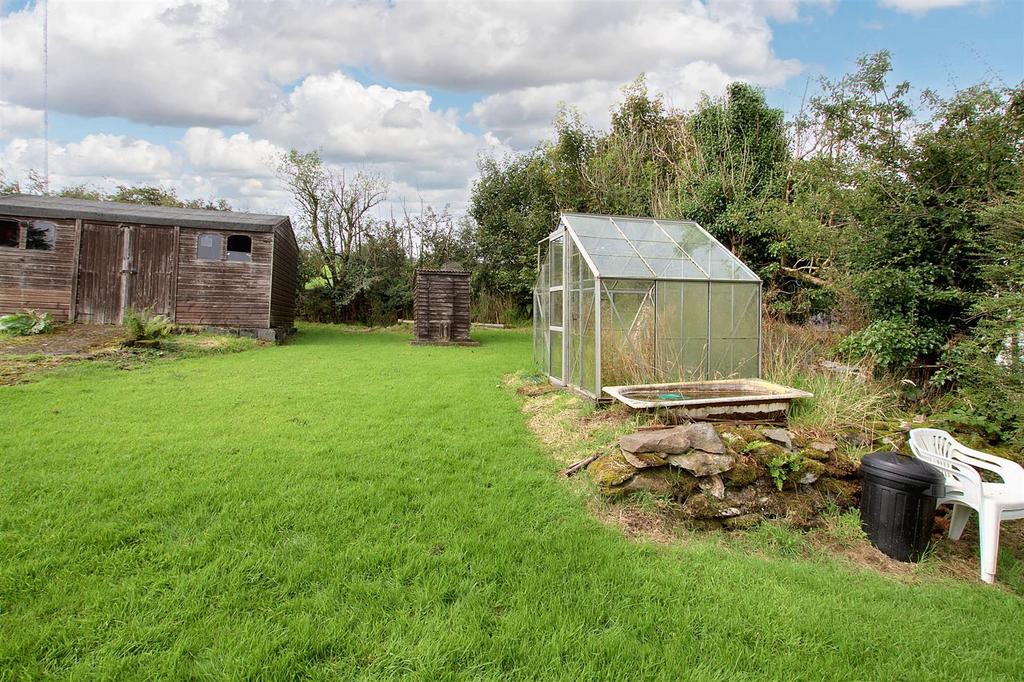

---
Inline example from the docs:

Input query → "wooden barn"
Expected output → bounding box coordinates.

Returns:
[0,195,298,338]
[412,268,475,345]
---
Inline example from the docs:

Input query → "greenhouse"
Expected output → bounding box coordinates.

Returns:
[533,213,762,398]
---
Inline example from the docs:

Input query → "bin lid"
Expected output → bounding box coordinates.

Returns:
[860,451,944,485]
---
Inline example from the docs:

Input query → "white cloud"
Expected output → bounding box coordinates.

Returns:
[0,101,43,139]
[1,0,810,125]
[470,62,748,149]
[0,0,277,126]
[256,71,495,195]
[181,128,282,177]
[877,0,986,14]
[2,133,178,181]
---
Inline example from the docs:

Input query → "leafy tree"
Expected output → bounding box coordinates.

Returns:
[469,152,558,313]
[277,149,389,292]
[669,82,790,271]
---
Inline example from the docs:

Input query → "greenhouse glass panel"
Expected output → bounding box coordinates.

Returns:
[590,253,654,278]
[568,286,581,387]
[550,236,564,287]
[656,280,709,381]
[582,284,596,395]
[612,217,670,243]
[709,283,760,378]
[550,288,563,325]
[574,235,637,257]
[600,279,656,386]
[565,214,623,239]
[550,330,563,380]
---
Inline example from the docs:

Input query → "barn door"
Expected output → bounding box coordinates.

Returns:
[127,226,175,317]
[75,224,126,324]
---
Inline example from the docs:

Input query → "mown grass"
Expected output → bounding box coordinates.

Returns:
[1,324,1023,679]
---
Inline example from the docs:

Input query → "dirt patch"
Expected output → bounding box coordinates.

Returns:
[0,324,125,384]
[590,498,684,545]
[0,324,124,358]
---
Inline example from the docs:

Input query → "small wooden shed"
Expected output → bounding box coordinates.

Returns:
[413,268,474,345]
[0,195,298,337]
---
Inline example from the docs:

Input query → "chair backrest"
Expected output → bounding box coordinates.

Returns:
[909,429,982,492]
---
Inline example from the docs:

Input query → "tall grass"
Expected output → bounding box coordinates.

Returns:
[762,318,902,434]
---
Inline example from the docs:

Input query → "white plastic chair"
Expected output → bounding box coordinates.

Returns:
[909,428,1024,583]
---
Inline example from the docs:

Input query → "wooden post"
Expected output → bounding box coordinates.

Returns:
[265,230,274,328]
[120,224,132,322]
[68,218,82,323]
[170,225,180,322]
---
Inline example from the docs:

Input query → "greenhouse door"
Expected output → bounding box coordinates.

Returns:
[548,235,565,382]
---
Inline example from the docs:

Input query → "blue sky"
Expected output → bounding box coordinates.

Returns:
[767,1,1022,111]
[0,0,1020,216]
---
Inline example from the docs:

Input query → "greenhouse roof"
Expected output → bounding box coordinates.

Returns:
[558,213,759,282]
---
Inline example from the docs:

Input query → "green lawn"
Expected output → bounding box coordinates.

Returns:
[2,324,1022,679]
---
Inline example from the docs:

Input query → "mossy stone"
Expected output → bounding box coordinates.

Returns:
[722,427,761,448]
[622,451,668,469]
[815,477,860,508]
[745,442,788,467]
[724,455,762,488]
[780,492,823,528]
[790,432,811,449]
[590,451,636,488]
[803,445,832,461]
[723,513,762,531]
[681,492,738,519]
[822,453,859,479]
[604,468,699,500]
[798,458,827,484]
[672,471,701,499]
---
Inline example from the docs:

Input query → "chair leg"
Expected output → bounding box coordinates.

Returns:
[978,505,1002,584]
[948,504,972,541]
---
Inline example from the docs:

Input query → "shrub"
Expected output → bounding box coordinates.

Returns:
[124,308,172,342]
[837,318,944,372]
[0,310,54,336]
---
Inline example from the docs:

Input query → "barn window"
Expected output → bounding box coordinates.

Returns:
[26,221,55,250]
[0,219,18,247]
[226,234,252,262]
[197,233,222,260]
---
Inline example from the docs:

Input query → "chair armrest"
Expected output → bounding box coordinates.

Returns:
[957,445,1024,488]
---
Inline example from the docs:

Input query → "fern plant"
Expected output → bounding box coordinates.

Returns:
[124,308,173,342]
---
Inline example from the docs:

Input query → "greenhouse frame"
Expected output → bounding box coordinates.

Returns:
[533,213,762,399]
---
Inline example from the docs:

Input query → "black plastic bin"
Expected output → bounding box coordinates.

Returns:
[859,451,944,562]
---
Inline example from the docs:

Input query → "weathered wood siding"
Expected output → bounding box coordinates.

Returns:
[413,270,471,342]
[269,221,298,328]
[174,228,272,327]
[0,216,76,320]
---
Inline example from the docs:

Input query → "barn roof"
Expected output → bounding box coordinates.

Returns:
[0,194,290,233]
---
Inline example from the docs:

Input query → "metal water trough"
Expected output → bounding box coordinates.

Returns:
[603,379,813,421]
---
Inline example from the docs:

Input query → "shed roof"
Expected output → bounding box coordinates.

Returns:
[557,213,759,282]
[0,194,290,233]
[416,268,469,276]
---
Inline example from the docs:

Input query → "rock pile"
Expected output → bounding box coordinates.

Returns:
[590,422,861,529]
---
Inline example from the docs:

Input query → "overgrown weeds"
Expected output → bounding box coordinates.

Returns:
[762,317,901,434]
